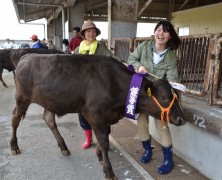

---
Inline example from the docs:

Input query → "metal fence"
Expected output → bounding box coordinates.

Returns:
[113,38,134,62]
[176,34,213,96]
[113,33,222,106]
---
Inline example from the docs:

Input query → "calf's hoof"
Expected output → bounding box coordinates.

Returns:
[99,160,103,166]
[61,149,70,156]
[3,84,8,88]
[105,176,117,180]
[11,148,21,155]
[105,171,116,180]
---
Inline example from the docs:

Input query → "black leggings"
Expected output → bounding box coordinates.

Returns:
[78,114,92,130]
[78,114,111,134]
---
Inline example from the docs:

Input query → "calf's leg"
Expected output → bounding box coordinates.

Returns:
[12,70,16,85]
[0,68,8,87]
[94,125,110,164]
[92,122,115,180]
[95,143,103,163]
[43,109,70,156]
[10,102,29,155]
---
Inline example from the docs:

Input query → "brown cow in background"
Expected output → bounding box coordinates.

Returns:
[0,49,14,87]
[10,48,64,68]
[0,48,64,87]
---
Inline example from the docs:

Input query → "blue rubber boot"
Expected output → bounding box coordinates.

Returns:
[158,146,174,174]
[140,140,152,163]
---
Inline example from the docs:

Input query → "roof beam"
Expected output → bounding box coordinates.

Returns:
[87,2,107,11]
[66,0,76,7]
[15,1,65,24]
[138,0,153,17]
[14,1,66,39]
[179,0,191,10]
[25,7,52,16]
[16,2,64,8]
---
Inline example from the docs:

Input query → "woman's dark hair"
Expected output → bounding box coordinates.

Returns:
[154,20,181,50]
[62,39,69,46]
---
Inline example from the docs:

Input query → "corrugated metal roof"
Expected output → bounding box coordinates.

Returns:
[12,0,76,23]
[12,0,222,23]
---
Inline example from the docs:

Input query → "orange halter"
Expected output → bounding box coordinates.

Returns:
[151,93,178,129]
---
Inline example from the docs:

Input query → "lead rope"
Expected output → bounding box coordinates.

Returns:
[151,94,178,129]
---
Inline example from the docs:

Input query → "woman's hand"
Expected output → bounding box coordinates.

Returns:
[137,66,149,74]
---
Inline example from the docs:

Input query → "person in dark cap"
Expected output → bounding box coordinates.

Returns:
[69,27,83,53]
[73,20,120,149]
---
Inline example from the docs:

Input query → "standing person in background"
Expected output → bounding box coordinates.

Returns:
[73,19,120,149]
[43,38,48,49]
[41,38,47,46]
[3,38,13,49]
[127,20,181,174]
[48,40,55,50]
[31,35,48,49]
[61,39,70,54]
[69,27,83,53]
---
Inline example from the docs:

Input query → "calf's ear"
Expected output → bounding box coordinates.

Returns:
[147,88,152,96]
[144,81,154,96]
[173,88,181,101]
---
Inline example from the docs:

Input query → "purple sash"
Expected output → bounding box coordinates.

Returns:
[125,66,147,119]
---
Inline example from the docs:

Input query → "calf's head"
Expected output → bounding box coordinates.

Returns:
[139,79,186,127]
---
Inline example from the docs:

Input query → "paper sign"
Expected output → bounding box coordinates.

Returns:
[169,81,187,93]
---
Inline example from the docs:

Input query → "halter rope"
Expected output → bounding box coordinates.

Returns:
[146,72,179,128]
[151,93,178,129]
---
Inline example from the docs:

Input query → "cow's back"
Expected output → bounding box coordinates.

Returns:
[10,48,64,68]
[16,54,132,115]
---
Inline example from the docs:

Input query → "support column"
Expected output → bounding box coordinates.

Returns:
[108,0,138,48]
[68,1,86,39]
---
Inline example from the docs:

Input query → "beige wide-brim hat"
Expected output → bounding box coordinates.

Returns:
[79,20,101,37]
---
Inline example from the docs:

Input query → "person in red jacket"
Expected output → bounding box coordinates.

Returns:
[69,27,83,53]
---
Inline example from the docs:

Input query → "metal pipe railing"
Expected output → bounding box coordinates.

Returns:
[113,34,222,107]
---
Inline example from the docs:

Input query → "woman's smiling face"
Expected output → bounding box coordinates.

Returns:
[84,28,97,43]
[154,25,171,46]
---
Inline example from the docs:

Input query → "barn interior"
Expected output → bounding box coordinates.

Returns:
[11,0,222,179]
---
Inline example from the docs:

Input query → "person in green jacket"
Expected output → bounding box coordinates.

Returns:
[73,19,120,149]
[127,20,181,174]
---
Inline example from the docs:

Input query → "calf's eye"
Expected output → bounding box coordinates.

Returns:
[162,96,167,100]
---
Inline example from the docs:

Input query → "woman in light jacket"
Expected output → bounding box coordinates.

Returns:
[127,20,181,174]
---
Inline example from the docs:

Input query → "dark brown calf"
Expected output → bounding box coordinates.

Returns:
[0,49,14,87]
[10,54,185,180]
[0,48,64,87]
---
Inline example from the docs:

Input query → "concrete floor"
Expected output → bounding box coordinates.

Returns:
[110,118,209,180]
